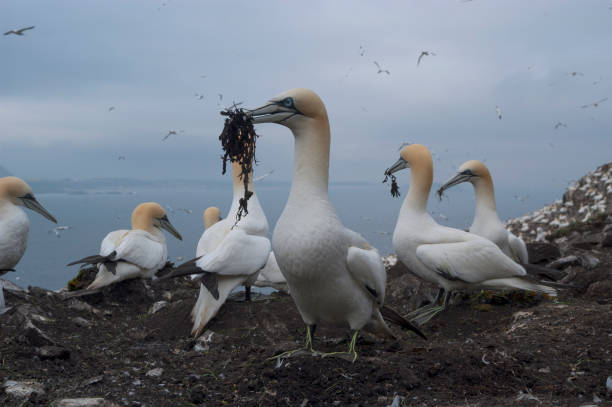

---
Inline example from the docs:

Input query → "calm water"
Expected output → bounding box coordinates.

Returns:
[3,181,555,290]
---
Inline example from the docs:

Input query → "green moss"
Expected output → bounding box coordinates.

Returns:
[66,268,92,291]
[550,211,607,239]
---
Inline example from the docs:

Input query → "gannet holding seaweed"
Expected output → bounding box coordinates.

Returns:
[162,162,271,337]
[437,160,528,264]
[247,88,425,361]
[0,177,57,313]
[387,145,556,324]
[67,202,182,290]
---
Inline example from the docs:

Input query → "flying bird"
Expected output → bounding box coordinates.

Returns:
[567,71,584,77]
[49,225,71,238]
[254,169,275,182]
[417,51,436,66]
[118,155,126,160]
[108,106,115,112]
[581,97,608,108]
[4,26,35,36]
[495,106,502,120]
[359,46,365,56]
[373,61,390,75]
[195,93,204,100]
[553,122,567,130]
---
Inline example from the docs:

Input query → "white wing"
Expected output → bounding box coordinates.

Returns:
[99,230,129,257]
[112,230,166,270]
[196,219,231,257]
[343,227,385,305]
[416,237,526,284]
[257,252,287,284]
[507,232,528,264]
[196,228,270,276]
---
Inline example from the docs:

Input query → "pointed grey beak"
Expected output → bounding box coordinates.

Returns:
[21,196,57,223]
[247,102,298,124]
[159,216,182,240]
[439,172,472,192]
[385,157,409,175]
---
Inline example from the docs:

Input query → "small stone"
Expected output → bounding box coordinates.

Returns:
[581,254,600,269]
[73,316,92,328]
[36,346,70,360]
[148,301,168,315]
[538,367,551,373]
[146,368,164,377]
[607,376,612,393]
[20,319,56,346]
[4,379,45,398]
[526,243,561,264]
[600,233,612,247]
[548,255,580,270]
[51,398,120,407]
[82,376,103,386]
[68,299,100,314]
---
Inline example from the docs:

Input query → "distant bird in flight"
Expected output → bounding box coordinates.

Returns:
[200,74,207,78]
[417,51,436,66]
[49,225,70,238]
[359,46,365,56]
[118,155,126,160]
[254,169,275,182]
[108,106,115,112]
[553,122,567,130]
[567,71,584,77]
[514,194,530,204]
[373,61,390,75]
[581,97,608,108]
[218,93,223,102]
[195,93,204,100]
[162,130,183,141]
[4,26,35,36]
[592,76,603,86]
[495,106,502,120]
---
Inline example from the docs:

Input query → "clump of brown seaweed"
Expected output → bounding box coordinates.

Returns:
[383,172,400,197]
[219,106,258,224]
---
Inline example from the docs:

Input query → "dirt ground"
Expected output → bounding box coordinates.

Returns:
[1,221,611,406]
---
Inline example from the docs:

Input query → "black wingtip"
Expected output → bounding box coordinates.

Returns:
[381,305,427,340]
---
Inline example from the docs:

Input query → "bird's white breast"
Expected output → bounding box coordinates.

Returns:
[0,203,30,270]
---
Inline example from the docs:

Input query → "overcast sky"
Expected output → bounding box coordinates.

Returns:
[1,0,611,194]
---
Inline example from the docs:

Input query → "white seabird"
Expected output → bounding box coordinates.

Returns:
[162,162,271,337]
[247,88,425,361]
[437,160,529,264]
[67,202,182,290]
[0,177,57,313]
[386,145,556,324]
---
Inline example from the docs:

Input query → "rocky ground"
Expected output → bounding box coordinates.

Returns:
[1,165,611,407]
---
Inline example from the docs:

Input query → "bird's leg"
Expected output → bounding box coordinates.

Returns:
[321,330,360,363]
[405,287,445,319]
[409,289,452,326]
[268,324,318,360]
[244,285,251,302]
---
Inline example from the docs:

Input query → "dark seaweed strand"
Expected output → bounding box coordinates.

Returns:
[383,173,401,197]
[219,107,259,226]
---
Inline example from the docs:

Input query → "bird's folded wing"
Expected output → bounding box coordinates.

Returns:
[100,230,129,257]
[416,238,526,283]
[346,246,386,305]
[196,229,271,276]
[196,220,230,257]
[257,252,287,284]
[343,228,375,251]
[113,232,165,270]
[508,232,528,264]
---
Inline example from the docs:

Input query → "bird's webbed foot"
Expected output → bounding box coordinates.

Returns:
[320,330,359,363]
[268,325,319,360]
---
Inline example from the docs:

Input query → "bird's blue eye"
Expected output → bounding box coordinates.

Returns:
[462,169,474,176]
[283,98,293,108]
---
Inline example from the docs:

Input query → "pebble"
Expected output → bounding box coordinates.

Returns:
[146,368,164,378]
[52,398,120,407]
[3,379,45,398]
[148,301,168,315]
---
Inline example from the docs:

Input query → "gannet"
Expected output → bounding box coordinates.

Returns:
[495,106,502,120]
[3,26,35,36]
[581,97,608,108]
[0,177,57,313]
[437,160,529,264]
[387,145,556,324]
[67,202,182,290]
[373,61,390,75]
[247,88,424,361]
[161,162,271,337]
[417,51,436,66]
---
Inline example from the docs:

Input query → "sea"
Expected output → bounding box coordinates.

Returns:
[2,181,558,291]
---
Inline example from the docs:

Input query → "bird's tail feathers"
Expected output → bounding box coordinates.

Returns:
[479,277,558,297]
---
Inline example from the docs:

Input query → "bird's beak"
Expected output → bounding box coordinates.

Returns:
[21,195,57,223]
[385,157,409,175]
[438,172,472,193]
[247,101,298,124]
[159,216,182,240]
